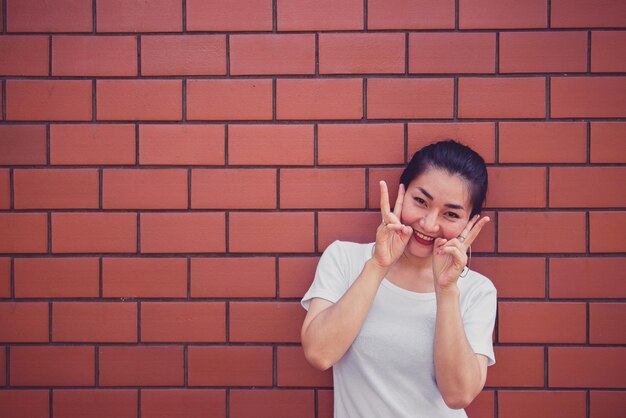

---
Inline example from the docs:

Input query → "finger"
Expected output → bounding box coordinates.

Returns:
[458,214,480,241]
[438,245,468,262]
[463,216,490,247]
[392,184,405,218]
[379,181,391,221]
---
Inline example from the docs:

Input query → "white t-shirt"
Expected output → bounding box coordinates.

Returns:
[301,241,497,418]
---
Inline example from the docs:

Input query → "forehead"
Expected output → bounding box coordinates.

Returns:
[407,168,471,207]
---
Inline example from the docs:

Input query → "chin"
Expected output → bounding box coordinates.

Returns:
[405,236,434,259]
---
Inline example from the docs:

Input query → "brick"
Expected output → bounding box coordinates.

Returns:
[590,212,626,253]
[409,33,495,74]
[592,31,626,72]
[140,213,225,253]
[231,34,315,75]
[0,125,47,165]
[14,169,99,209]
[590,303,626,344]
[141,390,226,418]
[485,346,544,387]
[549,347,626,388]
[485,167,546,208]
[11,346,95,386]
[188,346,273,386]
[230,390,314,418]
[551,77,626,118]
[367,78,454,119]
[320,33,404,74]
[100,346,183,386]
[141,35,226,76]
[498,391,586,418]
[51,124,136,165]
[591,391,626,418]
[467,211,497,253]
[591,122,626,163]
[191,169,276,209]
[458,77,545,119]
[54,390,137,418]
[498,302,586,343]
[408,123,496,163]
[0,36,48,75]
[139,124,224,165]
[141,302,226,342]
[0,347,5,385]
[0,169,9,210]
[97,0,182,32]
[498,212,585,253]
[97,80,182,121]
[7,80,92,121]
[499,122,587,163]
[317,212,380,252]
[103,169,187,209]
[550,168,626,208]
[277,79,362,120]
[459,0,547,29]
[7,0,92,32]
[229,212,314,253]
[318,390,333,418]
[0,258,10,297]
[102,258,187,298]
[0,302,48,342]
[0,213,48,253]
[552,0,626,28]
[15,258,99,298]
[52,35,137,76]
[367,168,403,209]
[186,0,272,31]
[277,346,334,387]
[52,302,137,343]
[277,0,363,31]
[230,302,304,343]
[0,390,49,418]
[191,257,276,298]
[228,124,314,166]
[52,213,136,253]
[500,32,587,73]
[318,123,404,165]
[278,257,319,298]
[368,0,454,29]
[471,257,545,298]
[187,79,272,121]
[280,168,365,209]
[550,258,626,299]
[465,391,495,418]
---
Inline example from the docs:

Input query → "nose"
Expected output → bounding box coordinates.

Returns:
[419,210,440,234]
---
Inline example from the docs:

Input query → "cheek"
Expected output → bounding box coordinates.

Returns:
[441,220,469,240]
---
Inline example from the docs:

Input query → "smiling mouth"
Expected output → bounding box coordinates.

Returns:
[413,229,435,242]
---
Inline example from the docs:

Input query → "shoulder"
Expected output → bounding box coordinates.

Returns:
[323,240,374,260]
[458,268,497,298]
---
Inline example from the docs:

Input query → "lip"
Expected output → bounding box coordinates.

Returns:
[412,229,436,246]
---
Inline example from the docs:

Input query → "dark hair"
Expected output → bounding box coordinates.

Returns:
[400,140,488,218]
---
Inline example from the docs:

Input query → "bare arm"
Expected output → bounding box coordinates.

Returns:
[432,215,492,409]
[301,181,413,370]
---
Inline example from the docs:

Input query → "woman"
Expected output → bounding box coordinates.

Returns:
[300,140,496,417]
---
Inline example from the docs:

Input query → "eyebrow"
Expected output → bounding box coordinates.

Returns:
[417,187,466,211]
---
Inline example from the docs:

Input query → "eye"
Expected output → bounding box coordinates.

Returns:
[414,197,426,206]
[445,211,460,219]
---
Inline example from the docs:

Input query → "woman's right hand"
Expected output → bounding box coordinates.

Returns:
[373,181,413,269]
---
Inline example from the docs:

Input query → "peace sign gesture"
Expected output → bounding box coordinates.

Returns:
[432,214,490,290]
[372,181,413,270]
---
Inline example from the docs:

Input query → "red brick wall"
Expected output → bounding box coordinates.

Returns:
[0,1,625,417]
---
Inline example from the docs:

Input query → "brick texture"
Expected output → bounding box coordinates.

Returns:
[1,2,623,417]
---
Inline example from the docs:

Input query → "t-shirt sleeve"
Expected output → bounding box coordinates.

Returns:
[301,241,351,311]
[463,281,497,366]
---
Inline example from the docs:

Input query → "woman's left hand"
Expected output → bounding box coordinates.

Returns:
[432,214,490,291]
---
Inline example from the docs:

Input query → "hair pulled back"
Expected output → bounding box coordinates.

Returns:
[400,140,488,218]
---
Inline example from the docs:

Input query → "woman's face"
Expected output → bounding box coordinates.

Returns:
[400,167,473,259]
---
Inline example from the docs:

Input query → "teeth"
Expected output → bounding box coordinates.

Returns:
[414,230,434,241]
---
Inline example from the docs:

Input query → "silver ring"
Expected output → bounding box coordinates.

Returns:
[458,235,467,242]
[382,218,388,226]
